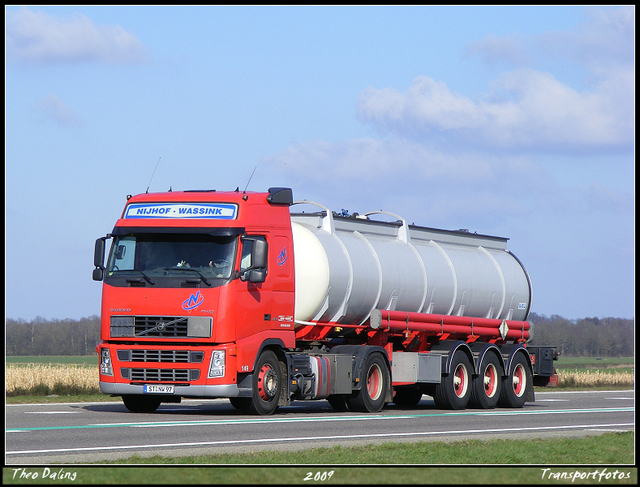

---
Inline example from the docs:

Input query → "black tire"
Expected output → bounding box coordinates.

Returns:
[499,353,532,408]
[433,351,473,410]
[229,397,251,411]
[346,353,389,413]
[247,350,282,415]
[393,386,424,407]
[327,394,350,412]
[122,394,161,413]
[469,353,502,409]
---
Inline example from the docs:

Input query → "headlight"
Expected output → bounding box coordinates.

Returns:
[100,348,113,376]
[110,316,134,337]
[208,350,225,378]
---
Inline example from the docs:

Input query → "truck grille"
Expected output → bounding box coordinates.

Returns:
[123,368,200,382]
[134,316,188,337]
[117,349,205,363]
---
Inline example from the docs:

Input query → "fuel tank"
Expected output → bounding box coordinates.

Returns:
[291,201,532,326]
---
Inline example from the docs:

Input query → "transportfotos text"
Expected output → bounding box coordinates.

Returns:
[541,468,632,482]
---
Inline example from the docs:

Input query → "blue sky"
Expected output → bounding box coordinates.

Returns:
[5,6,634,321]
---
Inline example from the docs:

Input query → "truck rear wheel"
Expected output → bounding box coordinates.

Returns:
[327,394,350,412]
[499,353,531,408]
[393,386,424,407]
[434,351,472,410]
[122,394,161,413]
[347,353,389,413]
[469,353,502,409]
[247,350,282,415]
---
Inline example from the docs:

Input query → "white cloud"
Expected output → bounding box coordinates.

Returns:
[356,67,633,152]
[540,6,634,73]
[6,7,151,65]
[465,33,529,67]
[35,94,83,127]
[263,136,556,227]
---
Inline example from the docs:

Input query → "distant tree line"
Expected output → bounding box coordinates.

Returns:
[4,313,635,357]
[6,316,101,356]
[527,312,634,357]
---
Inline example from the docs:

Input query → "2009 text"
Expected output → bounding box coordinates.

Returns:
[304,471,335,482]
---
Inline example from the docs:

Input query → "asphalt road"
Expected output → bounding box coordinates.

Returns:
[6,390,634,464]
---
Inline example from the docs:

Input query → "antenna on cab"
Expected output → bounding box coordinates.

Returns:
[243,166,257,194]
[146,157,161,193]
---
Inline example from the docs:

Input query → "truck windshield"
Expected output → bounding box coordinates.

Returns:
[106,233,237,281]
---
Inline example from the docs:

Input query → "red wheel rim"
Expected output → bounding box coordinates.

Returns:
[257,363,278,401]
[366,364,383,400]
[453,363,468,398]
[484,363,498,398]
[512,363,526,397]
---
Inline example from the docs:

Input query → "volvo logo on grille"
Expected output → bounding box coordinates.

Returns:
[135,317,187,336]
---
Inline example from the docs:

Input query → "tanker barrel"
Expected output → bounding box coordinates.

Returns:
[291,202,532,331]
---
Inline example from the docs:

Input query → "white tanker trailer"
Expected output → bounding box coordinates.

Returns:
[284,200,554,413]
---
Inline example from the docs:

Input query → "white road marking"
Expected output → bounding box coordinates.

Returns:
[7,422,634,456]
[24,411,80,414]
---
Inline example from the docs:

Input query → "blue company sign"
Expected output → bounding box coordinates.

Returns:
[124,203,238,220]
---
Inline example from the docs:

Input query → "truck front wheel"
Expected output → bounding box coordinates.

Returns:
[122,395,161,413]
[347,353,389,413]
[247,350,282,415]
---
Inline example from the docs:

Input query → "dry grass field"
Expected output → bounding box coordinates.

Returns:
[6,363,100,396]
[5,359,634,397]
[556,369,634,388]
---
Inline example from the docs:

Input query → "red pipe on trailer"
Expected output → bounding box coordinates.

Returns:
[371,310,530,341]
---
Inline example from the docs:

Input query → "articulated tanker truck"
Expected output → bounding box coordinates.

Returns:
[93,187,557,414]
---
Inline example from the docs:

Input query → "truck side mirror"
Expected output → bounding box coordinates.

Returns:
[251,238,268,269]
[245,268,266,284]
[240,238,268,283]
[93,237,107,281]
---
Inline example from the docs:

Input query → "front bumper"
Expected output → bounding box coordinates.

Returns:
[99,381,251,397]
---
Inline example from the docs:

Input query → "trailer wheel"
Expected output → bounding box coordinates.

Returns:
[499,353,531,408]
[248,350,281,415]
[434,351,472,410]
[469,353,502,409]
[347,353,389,413]
[122,395,161,413]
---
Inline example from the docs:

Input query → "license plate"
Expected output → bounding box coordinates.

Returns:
[143,385,175,394]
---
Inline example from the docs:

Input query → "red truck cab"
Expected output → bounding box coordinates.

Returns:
[94,187,295,413]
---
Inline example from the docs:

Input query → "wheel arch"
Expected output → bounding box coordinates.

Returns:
[499,344,533,379]
[469,342,504,378]
[251,338,289,371]
[430,340,475,375]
